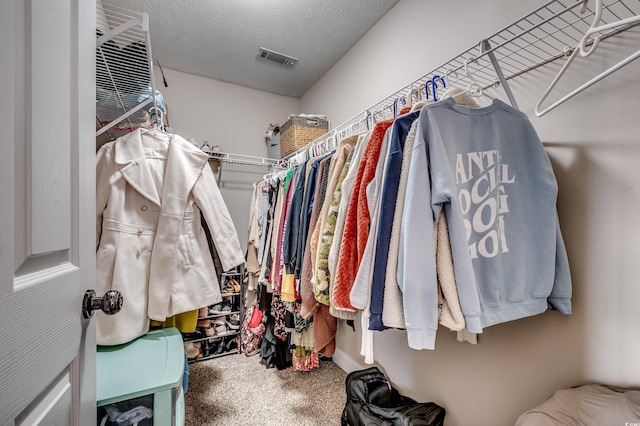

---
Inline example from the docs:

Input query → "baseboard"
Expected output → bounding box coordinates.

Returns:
[332,347,365,373]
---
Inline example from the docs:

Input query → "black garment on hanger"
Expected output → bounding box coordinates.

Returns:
[275,334,292,371]
[260,314,277,369]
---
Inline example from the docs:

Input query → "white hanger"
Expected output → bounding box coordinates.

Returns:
[463,57,484,98]
[392,94,408,116]
[535,0,640,117]
[382,103,395,120]
[372,109,384,123]
[406,84,416,109]
[444,68,457,86]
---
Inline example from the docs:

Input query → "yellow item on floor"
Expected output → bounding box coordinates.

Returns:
[150,309,198,333]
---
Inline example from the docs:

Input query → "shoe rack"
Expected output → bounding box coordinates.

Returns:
[183,267,245,363]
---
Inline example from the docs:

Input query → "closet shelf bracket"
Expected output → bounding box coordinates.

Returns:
[480,39,519,110]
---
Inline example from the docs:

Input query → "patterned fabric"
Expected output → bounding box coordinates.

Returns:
[317,157,332,210]
[292,348,320,372]
[332,119,394,311]
[314,138,357,305]
[290,303,319,372]
[294,312,313,333]
[307,157,332,295]
[271,292,287,341]
[240,305,264,356]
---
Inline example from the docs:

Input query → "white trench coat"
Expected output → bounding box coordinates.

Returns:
[96,129,244,345]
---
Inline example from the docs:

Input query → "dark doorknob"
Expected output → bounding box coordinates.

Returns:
[82,289,123,319]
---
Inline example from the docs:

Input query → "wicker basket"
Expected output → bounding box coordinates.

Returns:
[280,116,329,158]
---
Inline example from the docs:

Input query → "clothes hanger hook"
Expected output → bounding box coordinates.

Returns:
[464,56,483,97]
[430,75,446,102]
[394,97,404,116]
[579,0,603,57]
[444,68,457,86]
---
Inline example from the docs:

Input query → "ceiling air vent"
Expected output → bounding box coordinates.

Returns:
[257,47,297,68]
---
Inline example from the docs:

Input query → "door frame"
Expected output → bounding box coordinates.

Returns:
[75,0,97,424]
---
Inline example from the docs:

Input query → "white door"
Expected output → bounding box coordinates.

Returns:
[0,0,96,425]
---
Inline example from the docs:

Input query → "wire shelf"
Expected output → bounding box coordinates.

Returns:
[96,3,159,138]
[284,0,640,160]
[208,152,281,167]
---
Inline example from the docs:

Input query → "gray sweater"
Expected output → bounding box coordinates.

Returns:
[399,98,572,350]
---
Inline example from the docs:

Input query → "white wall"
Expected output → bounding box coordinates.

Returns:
[157,67,297,156]
[301,0,640,425]
[157,67,299,251]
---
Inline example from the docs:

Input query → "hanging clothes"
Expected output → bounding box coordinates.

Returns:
[314,135,358,306]
[96,128,244,345]
[299,156,332,320]
[368,110,420,331]
[258,180,279,290]
[332,119,394,312]
[381,118,421,329]
[295,158,321,279]
[329,132,370,320]
[246,182,262,291]
[245,93,571,368]
[282,163,308,277]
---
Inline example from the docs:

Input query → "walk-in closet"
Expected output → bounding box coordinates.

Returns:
[2,0,640,425]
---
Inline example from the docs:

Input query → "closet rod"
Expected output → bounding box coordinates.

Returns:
[208,152,282,167]
[283,0,640,161]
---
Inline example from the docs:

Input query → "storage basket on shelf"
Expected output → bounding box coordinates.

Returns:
[280,115,329,158]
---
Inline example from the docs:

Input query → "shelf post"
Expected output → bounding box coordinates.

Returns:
[480,39,520,110]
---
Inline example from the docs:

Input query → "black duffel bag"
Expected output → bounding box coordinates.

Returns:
[341,367,445,426]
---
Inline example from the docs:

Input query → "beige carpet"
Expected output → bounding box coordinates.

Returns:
[185,353,347,425]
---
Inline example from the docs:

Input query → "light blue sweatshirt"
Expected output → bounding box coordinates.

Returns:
[399,98,572,350]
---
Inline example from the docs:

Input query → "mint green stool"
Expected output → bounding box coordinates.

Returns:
[97,328,185,426]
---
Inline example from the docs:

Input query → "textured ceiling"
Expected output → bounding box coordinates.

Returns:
[100,0,399,98]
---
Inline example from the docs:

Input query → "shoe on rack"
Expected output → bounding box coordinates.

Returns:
[226,313,240,330]
[194,342,203,359]
[202,340,211,358]
[214,322,229,336]
[225,279,241,294]
[197,319,211,328]
[212,316,226,326]
[214,338,227,355]
[225,336,238,352]
[209,303,223,315]
[184,342,199,359]
[198,306,209,317]
[221,300,232,313]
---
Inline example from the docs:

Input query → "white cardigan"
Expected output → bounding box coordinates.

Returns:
[96,129,244,345]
